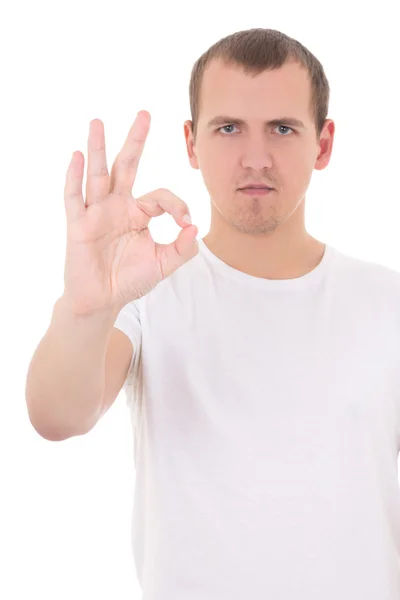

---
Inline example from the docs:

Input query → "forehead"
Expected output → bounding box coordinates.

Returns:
[198,59,312,126]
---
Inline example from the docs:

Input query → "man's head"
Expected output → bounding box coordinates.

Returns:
[184,28,334,241]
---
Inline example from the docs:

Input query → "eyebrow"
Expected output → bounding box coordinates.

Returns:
[207,116,306,129]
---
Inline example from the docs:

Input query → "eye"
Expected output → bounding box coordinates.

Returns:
[218,124,239,135]
[276,125,294,135]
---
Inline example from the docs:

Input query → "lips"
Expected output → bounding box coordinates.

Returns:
[239,185,274,190]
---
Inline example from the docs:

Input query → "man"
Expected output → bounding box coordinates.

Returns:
[115,30,400,600]
[114,29,400,599]
[27,28,400,599]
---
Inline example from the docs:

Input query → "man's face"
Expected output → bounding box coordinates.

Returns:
[184,59,334,236]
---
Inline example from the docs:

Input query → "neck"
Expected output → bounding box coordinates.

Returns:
[202,230,326,281]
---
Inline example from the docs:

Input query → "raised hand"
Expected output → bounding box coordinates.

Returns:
[62,111,199,317]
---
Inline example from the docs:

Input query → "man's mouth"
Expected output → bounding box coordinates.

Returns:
[239,184,274,189]
[239,186,274,195]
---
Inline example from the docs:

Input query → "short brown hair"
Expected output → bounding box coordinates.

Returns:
[189,28,330,143]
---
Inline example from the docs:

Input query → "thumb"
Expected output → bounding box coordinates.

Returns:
[157,224,199,277]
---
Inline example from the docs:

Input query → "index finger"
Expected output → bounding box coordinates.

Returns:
[109,110,151,196]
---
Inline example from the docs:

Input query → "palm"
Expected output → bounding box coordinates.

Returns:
[64,193,165,315]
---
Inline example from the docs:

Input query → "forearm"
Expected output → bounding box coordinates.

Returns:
[25,296,119,440]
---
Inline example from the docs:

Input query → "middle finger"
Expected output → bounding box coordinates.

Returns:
[110,110,151,196]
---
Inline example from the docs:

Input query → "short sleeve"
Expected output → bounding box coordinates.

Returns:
[113,300,142,402]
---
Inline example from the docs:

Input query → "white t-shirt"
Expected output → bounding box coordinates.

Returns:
[113,239,400,600]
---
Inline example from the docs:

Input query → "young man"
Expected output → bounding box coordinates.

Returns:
[26,28,400,599]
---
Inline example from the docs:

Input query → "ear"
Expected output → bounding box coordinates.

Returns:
[314,119,335,171]
[184,120,200,170]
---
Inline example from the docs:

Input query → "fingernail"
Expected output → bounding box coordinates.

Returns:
[183,214,192,224]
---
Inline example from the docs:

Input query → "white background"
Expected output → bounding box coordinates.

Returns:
[1,0,399,598]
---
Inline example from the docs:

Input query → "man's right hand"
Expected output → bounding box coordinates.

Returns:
[62,111,199,317]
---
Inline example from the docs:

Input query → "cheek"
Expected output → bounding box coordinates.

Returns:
[198,156,229,196]
[202,148,233,181]
[280,150,313,180]
[288,164,314,191]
